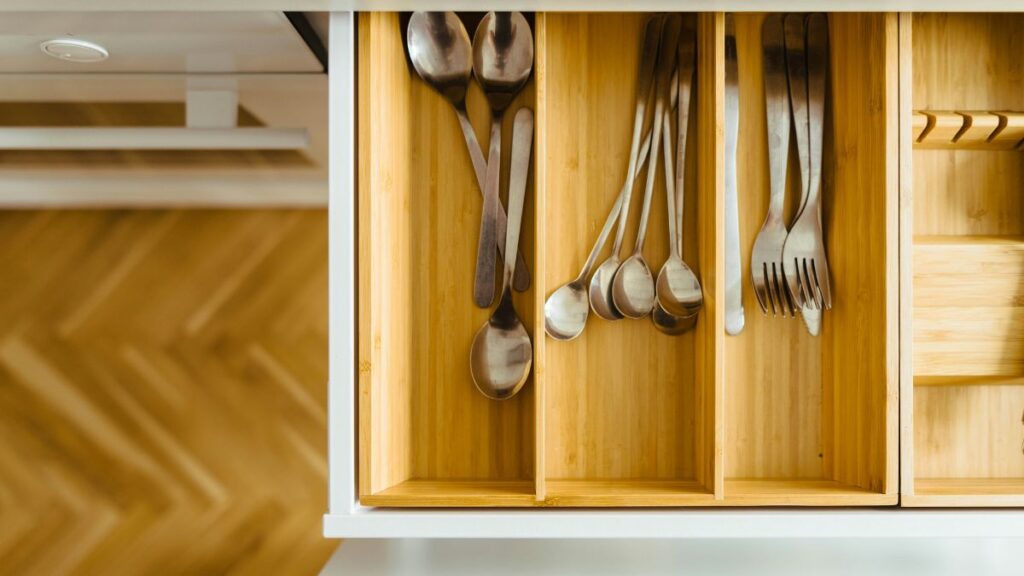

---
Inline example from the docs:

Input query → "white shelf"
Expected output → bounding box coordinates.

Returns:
[324,509,1024,539]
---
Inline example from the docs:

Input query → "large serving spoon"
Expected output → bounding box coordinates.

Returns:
[471,12,534,308]
[407,12,530,292]
[612,14,682,319]
[544,129,655,341]
[588,15,665,321]
[655,19,702,319]
[470,107,534,400]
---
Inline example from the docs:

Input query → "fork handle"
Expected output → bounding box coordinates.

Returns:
[763,14,790,223]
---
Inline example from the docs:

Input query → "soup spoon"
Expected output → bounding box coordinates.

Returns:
[470,107,534,400]
[612,14,682,319]
[588,15,665,321]
[406,12,530,292]
[471,12,534,308]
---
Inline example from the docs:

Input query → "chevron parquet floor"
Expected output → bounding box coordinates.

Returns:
[0,210,337,575]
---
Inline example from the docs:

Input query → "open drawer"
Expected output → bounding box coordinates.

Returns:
[901,13,1024,507]
[355,11,898,507]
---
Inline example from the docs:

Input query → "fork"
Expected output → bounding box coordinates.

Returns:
[751,14,794,317]
[782,13,832,311]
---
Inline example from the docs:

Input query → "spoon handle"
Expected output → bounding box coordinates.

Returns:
[456,104,531,292]
[473,115,502,308]
[610,15,664,258]
[633,14,681,254]
[661,107,678,259]
[676,18,696,255]
[504,107,534,288]
[576,127,655,283]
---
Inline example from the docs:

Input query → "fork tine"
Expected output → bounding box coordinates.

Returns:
[770,264,784,317]
[813,258,833,309]
[784,256,803,308]
[770,263,789,318]
[802,258,820,310]
[752,262,767,315]
[798,258,813,310]
[764,264,777,316]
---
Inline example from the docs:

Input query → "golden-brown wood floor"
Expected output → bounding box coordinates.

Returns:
[0,210,337,575]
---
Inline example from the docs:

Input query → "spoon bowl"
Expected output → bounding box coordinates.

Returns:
[407,12,473,104]
[656,258,703,317]
[471,292,533,399]
[612,254,656,318]
[652,302,698,335]
[589,258,625,320]
[544,280,589,341]
[473,12,534,112]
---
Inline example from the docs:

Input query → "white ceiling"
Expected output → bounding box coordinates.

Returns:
[0,12,323,73]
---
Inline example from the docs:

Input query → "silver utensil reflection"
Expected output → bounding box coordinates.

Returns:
[407,12,531,292]
[724,15,745,336]
[544,129,656,341]
[782,13,832,314]
[612,14,682,319]
[471,12,534,308]
[751,13,794,318]
[589,15,665,322]
[470,107,534,400]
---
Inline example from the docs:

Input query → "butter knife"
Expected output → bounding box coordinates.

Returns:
[724,15,744,336]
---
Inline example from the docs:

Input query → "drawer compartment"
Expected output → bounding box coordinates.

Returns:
[902,13,1024,507]
[356,11,898,507]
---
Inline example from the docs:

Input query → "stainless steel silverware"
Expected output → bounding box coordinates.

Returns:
[751,13,794,318]
[471,12,534,308]
[470,107,534,399]
[590,15,665,321]
[724,15,745,336]
[407,12,531,293]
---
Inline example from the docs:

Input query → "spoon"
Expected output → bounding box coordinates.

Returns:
[406,12,531,293]
[471,12,534,308]
[544,128,656,341]
[612,14,682,319]
[470,107,534,400]
[655,19,703,319]
[588,15,665,321]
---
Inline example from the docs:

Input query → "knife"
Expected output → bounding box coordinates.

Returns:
[724,15,744,336]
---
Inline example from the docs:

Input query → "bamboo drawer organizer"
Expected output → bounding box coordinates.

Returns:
[901,13,1024,507]
[357,11,1024,509]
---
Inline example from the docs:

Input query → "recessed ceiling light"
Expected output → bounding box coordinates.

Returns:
[40,38,109,63]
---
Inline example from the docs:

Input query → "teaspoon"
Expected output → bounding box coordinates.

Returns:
[471,12,534,308]
[470,107,534,400]
[544,128,655,341]
[589,15,665,321]
[655,20,703,319]
[612,14,682,319]
[407,12,530,293]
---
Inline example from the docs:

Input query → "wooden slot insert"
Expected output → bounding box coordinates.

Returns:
[723,13,897,505]
[539,12,719,507]
[357,12,538,507]
[906,13,1024,507]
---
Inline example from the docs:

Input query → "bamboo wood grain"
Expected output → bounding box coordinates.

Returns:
[898,11,916,501]
[724,13,897,503]
[357,12,536,504]
[907,13,1024,507]
[539,13,708,498]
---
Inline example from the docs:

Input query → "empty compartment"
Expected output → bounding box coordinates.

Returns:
[723,13,897,505]
[356,12,538,506]
[537,12,718,506]
[906,13,1024,506]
